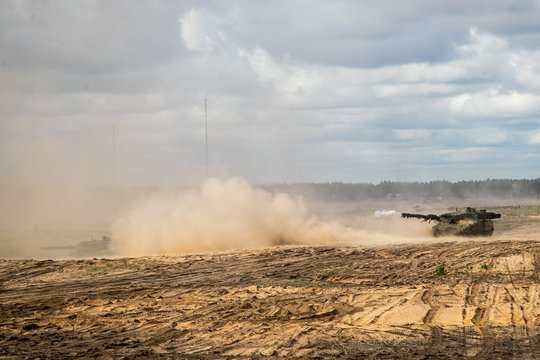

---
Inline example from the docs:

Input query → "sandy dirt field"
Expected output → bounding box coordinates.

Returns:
[1,206,540,358]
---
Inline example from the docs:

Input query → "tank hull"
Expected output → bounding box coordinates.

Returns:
[432,220,494,237]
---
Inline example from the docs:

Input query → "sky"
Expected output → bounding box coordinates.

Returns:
[1,0,540,187]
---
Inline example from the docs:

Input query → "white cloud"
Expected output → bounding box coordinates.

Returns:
[239,47,320,95]
[510,51,540,89]
[275,26,524,108]
[180,8,214,52]
[456,28,508,57]
[529,129,540,145]
[344,27,509,87]
[374,83,456,97]
[450,89,540,117]
[239,47,280,82]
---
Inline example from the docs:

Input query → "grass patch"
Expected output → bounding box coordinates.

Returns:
[435,265,447,276]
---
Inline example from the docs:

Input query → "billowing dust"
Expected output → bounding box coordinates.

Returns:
[111,177,433,256]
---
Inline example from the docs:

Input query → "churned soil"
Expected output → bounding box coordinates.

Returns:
[2,237,540,359]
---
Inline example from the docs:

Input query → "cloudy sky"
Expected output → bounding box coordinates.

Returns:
[1,0,540,186]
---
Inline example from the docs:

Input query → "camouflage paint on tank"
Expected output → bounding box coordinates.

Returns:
[402,207,501,237]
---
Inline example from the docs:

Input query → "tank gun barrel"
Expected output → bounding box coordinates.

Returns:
[401,213,441,222]
[479,211,501,220]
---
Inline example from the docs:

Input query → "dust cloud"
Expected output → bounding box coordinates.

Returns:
[0,119,118,258]
[111,177,433,256]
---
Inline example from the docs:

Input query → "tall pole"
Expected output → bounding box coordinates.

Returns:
[113,123,117,205]
[205,97,208,179]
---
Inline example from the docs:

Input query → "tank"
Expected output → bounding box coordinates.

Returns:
[70,236,111,257]
[401,207,501,237]
[43,236,112,257]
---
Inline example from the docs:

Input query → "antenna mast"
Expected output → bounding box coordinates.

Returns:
[113,123,117,203]
[205,97,208,178]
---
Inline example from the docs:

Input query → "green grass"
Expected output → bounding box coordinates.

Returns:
[435,265,447,276]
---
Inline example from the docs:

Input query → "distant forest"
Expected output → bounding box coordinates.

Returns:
[267,179,540,201]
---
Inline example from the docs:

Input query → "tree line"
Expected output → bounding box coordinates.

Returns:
[266,179,540,201]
